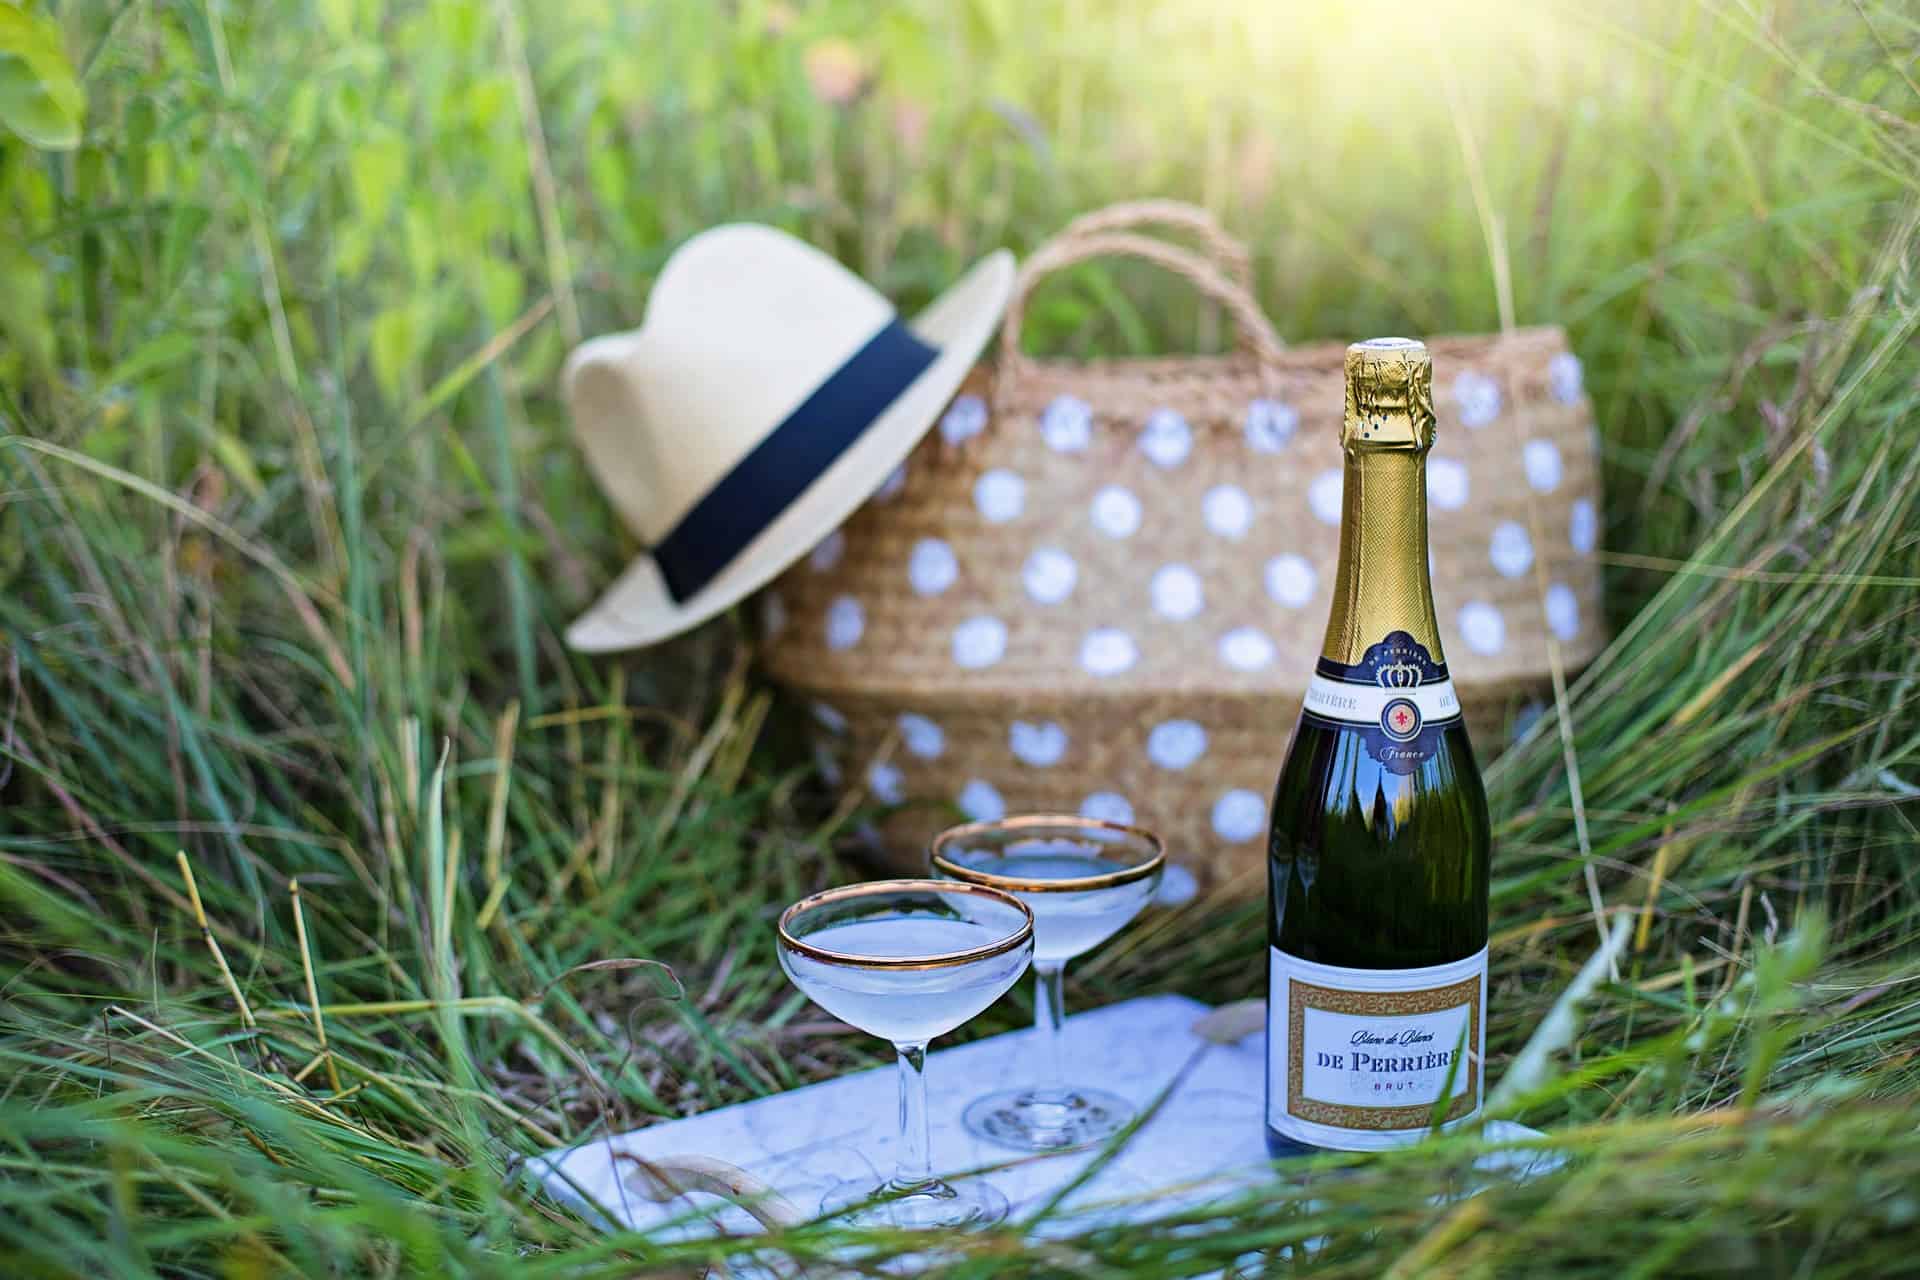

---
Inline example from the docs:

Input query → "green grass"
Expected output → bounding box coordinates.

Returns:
[3,0,1919,1274]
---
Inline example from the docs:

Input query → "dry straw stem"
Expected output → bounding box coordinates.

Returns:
[593,668,626,880]
[710,689,774,797]
[173,851,254,1030]
[1635,806,1683,954]
[651,660,752,852]
[398,296,556,438]
[542,815,608,908]
[481,700,520,896]
[1384,1195,1490,1280]
[287,880,341,1094]
[441,826,464,958]
[401,718,421,817]
[474,876,513,935]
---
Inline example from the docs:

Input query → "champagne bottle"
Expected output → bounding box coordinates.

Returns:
[1265,337,1492,1155]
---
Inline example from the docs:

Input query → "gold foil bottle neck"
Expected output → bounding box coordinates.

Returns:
[1343,337,1435,452]
[1321,338,1444,666]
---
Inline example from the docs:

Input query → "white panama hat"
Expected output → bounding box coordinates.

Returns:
[562,224,1015,652]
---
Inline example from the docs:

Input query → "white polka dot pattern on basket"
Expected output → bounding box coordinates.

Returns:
[909,537,958,596]
[974,468,1025,523]
[1570,499,1597,555]
[867,760,905,805]
[1151,564,1204,621]
[1147,719,1208,770]
[897,712,944,760]
[811,701,848,734]
[1220,627,1276,672]
[1489,522,1534,579]
[1212,789,1266,843]
[1454,371,1502,428]
[959,779,1006,823]
[871,463,908,503]
[952,616,1008,669]
[1080,792,1134,826]
[1308,468,1344,526]
[825,596,863,651]
[1140,408,1193,468]
[1265,554,1316,609]
[1081,628,1138,677]
[1023,546,1077,605]
[1155,864,1198,906]
[1523,439,1563,493]
[941,394,988,446]
[1203,485,1253,540]
[1544,582,1580,641]
[1428,456,1469,511]
[1458,601,1506,656]
[760,591,787,640]
[1040,394,1092,453]
[1009,720,1069,767]
[1091,485,1142,539]
[1549,352,1584,404]
[808,530,845,572]
[1245,398,1298,453]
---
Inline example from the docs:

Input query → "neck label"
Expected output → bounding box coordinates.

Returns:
[1303,631,1460,775]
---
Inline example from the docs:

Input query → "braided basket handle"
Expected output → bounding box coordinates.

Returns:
[998,224,1285,383]
[1048,200,1254,286]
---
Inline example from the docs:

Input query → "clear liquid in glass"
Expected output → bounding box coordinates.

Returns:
[956,848,1158,964]
[780,916,1029,1044]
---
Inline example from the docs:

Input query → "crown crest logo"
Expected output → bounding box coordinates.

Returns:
[1376,661,1422,689]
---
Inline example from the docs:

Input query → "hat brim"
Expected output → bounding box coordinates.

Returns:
[565,248,1016,653]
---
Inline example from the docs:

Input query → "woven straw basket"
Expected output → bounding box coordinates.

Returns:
[759,203,1603,894]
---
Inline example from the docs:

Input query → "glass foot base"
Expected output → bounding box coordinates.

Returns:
[818,1177,1009,1230]
[963,1086,1137,1152]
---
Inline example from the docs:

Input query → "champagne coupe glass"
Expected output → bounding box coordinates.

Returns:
[776,879,1034,1229]
[930,815,1166,1151]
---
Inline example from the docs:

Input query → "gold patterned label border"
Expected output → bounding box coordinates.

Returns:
[1286,973,1481,1131]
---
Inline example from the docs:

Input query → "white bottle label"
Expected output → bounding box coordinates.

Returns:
[1267,946,1487,1150]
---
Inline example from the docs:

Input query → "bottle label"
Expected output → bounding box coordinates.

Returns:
[1267,946,1486,1150]
[1303,630,1460,775]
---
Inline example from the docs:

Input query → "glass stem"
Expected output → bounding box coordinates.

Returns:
[890,1041,934,1190]
[1031,961,1070,1101]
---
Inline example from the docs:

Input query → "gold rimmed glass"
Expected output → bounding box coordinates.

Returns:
[776,879,1034,1228]
[930,815,1166,1151]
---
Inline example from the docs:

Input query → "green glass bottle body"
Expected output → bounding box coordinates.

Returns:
[1265,339,1492,1157]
